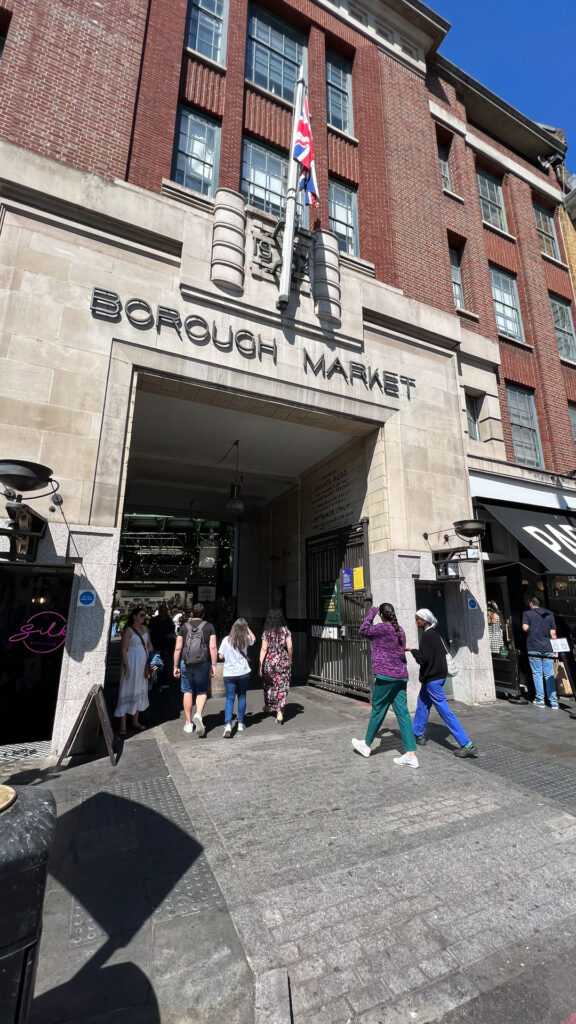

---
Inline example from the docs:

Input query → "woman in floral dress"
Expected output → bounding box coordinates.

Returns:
[259,609,292,724]
[115,607,152,735]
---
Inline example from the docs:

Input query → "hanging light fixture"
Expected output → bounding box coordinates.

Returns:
[225,440,244,513]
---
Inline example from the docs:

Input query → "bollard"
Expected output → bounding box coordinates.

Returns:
[0,785,57,1024]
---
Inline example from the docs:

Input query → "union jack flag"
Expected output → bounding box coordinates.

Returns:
[293,96,319,208]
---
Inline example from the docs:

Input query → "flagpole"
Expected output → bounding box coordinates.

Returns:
[277,67,306,311]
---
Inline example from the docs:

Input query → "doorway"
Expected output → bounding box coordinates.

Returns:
[0,563,74,743]
[414,583,453,696]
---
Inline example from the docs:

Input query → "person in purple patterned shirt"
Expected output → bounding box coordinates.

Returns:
[352,603,419,768]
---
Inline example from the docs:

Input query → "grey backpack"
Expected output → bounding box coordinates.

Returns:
[182,621,209,666]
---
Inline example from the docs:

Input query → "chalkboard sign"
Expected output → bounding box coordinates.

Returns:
[57,684,116,766]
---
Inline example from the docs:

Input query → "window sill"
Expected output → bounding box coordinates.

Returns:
[161,179,215,211]
[185,47,226,73]
[340,251,375,276]
[456,307,479,322]
[497,333,531,348]
[542,252,570,271]
[328,124,359,146]
[443,188,465,204]
[559,356,576,369]
[482,221,516,243]
[244,79,293,110]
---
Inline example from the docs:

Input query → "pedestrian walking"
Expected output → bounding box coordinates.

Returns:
[149,604,176,692]
[115,607,152,735]
[218,618,255,737]
[174,603,217,736]
[522,596,558,708]
[259,608,292,725]
[408,609,477,758]
[352,603,419,768]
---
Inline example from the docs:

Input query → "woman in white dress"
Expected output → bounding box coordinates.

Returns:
[115,607,152,734]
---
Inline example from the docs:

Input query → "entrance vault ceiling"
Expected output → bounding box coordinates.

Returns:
[125,378,376,520]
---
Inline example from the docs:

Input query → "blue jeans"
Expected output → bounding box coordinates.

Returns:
[528,652,557,705]
[413,678,471,747]
[224,673,251,724]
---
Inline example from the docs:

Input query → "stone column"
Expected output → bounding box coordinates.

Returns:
[211,188,247,293]
[313,229,341,327]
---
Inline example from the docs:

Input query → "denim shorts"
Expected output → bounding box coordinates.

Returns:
[181,662,210,695]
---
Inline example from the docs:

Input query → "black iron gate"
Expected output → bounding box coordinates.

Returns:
[306,521,372,697]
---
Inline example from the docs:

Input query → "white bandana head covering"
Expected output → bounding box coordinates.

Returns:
[416,608,437,627]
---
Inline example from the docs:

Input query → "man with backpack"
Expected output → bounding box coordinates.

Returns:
[522,596,558,708]
[173,603,217,735]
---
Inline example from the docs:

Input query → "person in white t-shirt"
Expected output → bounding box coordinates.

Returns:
[218,618,255,737]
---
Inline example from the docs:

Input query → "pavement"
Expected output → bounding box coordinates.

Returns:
[4,678,576,1024]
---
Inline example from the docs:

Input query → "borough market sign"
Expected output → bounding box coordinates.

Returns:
[90,287,417,401]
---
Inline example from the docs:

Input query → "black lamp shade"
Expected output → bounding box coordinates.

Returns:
[0,461,54,492]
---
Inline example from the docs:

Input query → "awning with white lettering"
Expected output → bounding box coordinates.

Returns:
[482,503,576,573]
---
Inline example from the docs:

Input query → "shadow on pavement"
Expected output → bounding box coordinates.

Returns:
[32,791,203,1024]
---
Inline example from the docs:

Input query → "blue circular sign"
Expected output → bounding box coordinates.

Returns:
[79,590,95,606]
[468,598,478,610]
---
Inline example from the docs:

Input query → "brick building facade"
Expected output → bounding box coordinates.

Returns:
[2,0,576,745]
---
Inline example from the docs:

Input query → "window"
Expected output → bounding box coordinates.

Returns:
[329,179,358,256]
[0,30,5,62]
[477,169,507,232]
[550,295,576,362]
[241,139,287,217]
[534,202,560,260]
[438,140,451,191]
[326,52,353,134]
[186,0,227,63]
[449,247,464,309]
[490,266,524,341]
[173,108,220,196]
[506,384,543,468]
[245,6,304,104]
[466,393,481,441]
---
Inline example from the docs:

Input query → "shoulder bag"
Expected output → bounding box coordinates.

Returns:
[438,634,459,677]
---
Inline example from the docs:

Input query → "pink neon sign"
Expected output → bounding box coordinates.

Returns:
[9,612,67,654]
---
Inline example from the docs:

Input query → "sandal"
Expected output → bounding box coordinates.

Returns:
[132,723,146,731]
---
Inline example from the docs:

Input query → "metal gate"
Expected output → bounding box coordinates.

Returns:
[306,521,372,697]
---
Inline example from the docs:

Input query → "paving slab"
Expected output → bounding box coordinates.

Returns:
[5,683,576,1022]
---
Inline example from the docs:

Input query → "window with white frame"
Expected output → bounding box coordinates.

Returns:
[465,393,481,441]
[329,179,358,256]
[569,403,576,446]
[506,383,543,469]
[477,168,507,232]
[490,266,524,341]
[550,294,576,362]
[173,107,220,196]
[241,138,287,217]
[326,52,353,135]
[245,6,304,104]
[186,0,227,63]
[449,246,464,309]
[438,140,451,191]
[534,202,560,260]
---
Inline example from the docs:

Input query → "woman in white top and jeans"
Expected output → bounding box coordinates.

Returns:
[218,618,255,737]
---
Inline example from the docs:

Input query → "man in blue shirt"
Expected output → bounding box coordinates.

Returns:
[522,597,558,709]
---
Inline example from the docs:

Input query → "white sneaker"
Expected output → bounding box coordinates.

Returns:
[223,722,232,738]
[352,738,371,758]
[192,712,205,737]
[393,753,419,769]
[237,722,245,731]
[183,722,193,734]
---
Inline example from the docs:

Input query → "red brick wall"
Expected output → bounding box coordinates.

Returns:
[0,0,148,179]
[3,0,576,471]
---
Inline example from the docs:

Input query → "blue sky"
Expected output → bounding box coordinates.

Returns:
[433,0,576,164]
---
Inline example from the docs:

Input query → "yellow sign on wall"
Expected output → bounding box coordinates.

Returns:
[353,566,364,591]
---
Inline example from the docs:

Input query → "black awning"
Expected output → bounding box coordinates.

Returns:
[482,503,576,574]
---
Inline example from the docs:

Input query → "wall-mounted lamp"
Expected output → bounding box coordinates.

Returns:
[0,460,61,562]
